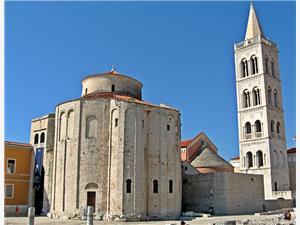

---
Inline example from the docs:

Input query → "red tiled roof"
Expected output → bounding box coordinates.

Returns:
[5,141,33,148]
[83,92,176,111]
[287,147,296,154]
[230,156,240,160]
[181,140,192,148]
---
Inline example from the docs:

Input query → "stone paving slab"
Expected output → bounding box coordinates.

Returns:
[4,214,296,225]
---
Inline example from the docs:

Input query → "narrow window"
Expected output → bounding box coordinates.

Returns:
[153,180,158,193]
[274,182,278,191]
[265,55,269,74]
[274,90,278,107]
[85,88,88,95]
[268,88,272,105]
[5,184,14,198]
[246,152,253,168]
[241,59,248,78]
[255,120,262,133]
[271,120,274,132]
[126,179,132,193]
[245,122,251,134]
[271,60,275,77]
[256,150,263,167]
[7,159,16,174]
[40,132,45,143]
[252,87,261,106]
[115,118,118,127]
[34,133,39,144]
[169,180,173,193]
[250,56,258,74]
[112,85,115,92]
[277,122,281,134]
[242,90,250,108]
[167,124,170,131]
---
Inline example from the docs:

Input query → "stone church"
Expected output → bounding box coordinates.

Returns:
[30,70,182,221]
[28,1,294,221]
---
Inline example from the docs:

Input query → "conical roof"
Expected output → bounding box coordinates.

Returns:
[191,148,233,169]
[245,2,264,40]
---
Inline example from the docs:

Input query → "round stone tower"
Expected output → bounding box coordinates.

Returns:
[81,70,143,100]
[50,70,182,221]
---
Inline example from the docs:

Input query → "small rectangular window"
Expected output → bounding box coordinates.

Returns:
[167,124,170,131]
[169,180,173,193]
[7,159,16,174]
[115,118,118,127]
[5,184,14,198]
[112,85,115,92]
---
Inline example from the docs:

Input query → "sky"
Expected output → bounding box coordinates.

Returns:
[5,1,296,161]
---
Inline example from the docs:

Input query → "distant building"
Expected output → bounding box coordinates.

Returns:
[4,141,34,216]
[30,70,181,221]
[287,148,296,193]
[181,132,234,173]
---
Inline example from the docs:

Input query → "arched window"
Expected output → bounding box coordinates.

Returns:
[34,133,39,144]
[250,55,258,74]
[268,87,272,105]
[255,120,262,133]
[241,59,249,78]
[274,182,278,191]
[153,180,158,193]
[271,120,275,133]
[169,180,173,193]
[245,122,251,134]
[242,90,251,108]
[274,89,278,108]
[40,132,45,143]
[264,55,269,74]
[246,152,253,168]
[86,116,97,138]
[60,112,67,140]
[126,179,132,193]
[277,122,281,134]
[271,59,275,77]
[252,87,261,106]
[256,150,263,167]
[67,110,74,139]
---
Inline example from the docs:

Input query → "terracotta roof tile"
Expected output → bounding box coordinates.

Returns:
[230,156,240,160]
[287,147,296,154]
[83,92,177,111]
[181,140,192,148]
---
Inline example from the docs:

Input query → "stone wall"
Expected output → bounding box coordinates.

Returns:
[182,172,291,215]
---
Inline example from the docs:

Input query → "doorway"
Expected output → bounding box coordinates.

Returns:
[87,191,96,209]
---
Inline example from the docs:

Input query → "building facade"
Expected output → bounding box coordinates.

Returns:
[181,132,234,173]
[4,141,35,216]
[30,70,182,221]
[234,3,291,200]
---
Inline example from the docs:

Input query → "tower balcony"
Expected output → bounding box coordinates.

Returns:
[234,35,276,51]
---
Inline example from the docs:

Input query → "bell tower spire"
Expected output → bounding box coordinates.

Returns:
[245,1,264,40]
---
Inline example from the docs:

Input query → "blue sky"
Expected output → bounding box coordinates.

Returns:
[5,1,295,160]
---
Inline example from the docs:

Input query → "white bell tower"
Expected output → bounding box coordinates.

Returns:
[234,2,291,200]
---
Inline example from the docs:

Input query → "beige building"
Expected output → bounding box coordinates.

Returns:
[30,70,182,221]
[234,2,292,200]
